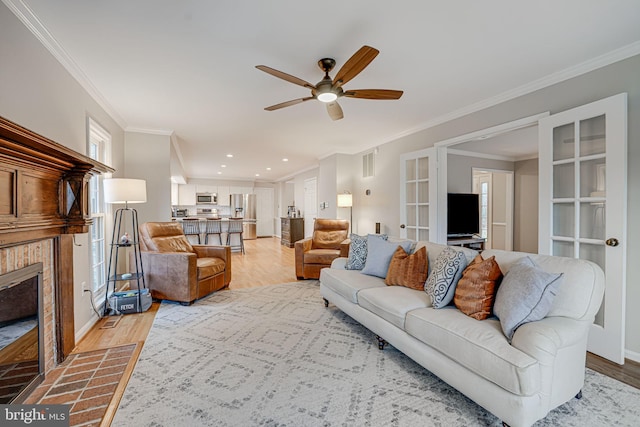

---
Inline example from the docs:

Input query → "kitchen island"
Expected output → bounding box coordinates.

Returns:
[172,217,248,250]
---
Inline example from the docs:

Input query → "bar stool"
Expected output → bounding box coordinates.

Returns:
[226,218,245,254]
[204,218,223,245]
[181,218,201,244]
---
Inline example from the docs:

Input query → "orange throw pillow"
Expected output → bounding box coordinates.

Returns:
[385,246,428,290]
[454,254,503,320]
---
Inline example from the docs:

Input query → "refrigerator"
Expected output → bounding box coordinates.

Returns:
[231,194,257,239]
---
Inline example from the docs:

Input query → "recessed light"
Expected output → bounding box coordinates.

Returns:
[221,164,227,168]
[226,154,233,158]
[266,167,271,171]
[217,171,222,175]
[282,158,288,162]
[255,173,260,177]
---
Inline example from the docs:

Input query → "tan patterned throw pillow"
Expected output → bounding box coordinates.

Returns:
[454,254,503,320]
[384,246,428,290]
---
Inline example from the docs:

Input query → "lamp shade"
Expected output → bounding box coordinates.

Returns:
[103,178,147,204]
[337,193,353,208]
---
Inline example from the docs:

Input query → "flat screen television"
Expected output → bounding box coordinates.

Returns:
[447,193,480,238]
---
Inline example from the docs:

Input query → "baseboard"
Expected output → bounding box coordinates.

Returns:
[625,348,640,364]
[74,312,100,344]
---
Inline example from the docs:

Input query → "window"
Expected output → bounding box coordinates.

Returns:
[87,118,111,303]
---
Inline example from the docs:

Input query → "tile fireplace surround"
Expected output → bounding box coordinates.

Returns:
[0,116,113,402]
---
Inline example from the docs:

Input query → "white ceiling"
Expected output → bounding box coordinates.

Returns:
[9,0,640,181]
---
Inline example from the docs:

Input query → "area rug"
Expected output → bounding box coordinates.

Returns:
[113,282,640,426]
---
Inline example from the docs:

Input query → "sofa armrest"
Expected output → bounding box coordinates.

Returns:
[192,245,231,263]
[510,316,589,365]
[340,239,351,257]
[331,257,348,269]
[139,251,198,302]
[294,238,313,278]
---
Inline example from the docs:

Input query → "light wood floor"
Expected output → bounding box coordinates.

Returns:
[74,236,640,397]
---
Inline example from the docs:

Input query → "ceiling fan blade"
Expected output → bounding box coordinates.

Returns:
[264,97,314,111]
[326,101,344,121]
[332,45,379,88]
[256,65,315,89]
[343,89,403,100]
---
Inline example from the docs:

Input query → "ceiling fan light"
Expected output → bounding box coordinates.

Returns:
[317,92,337,103]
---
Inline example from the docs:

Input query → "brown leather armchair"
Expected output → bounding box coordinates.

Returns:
[295,219,350,279]
[136,222,231,305]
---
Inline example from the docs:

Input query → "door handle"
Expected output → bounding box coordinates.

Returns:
[400,224,406,229]
[605,238,619,247]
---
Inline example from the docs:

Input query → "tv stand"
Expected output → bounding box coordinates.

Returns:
[447,235,485,251]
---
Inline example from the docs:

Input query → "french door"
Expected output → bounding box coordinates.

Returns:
[399,148,437,241]
[538,93,627,364]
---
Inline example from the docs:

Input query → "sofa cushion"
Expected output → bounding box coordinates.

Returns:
[405,307,540,396]
[385,246,428,290]
[453,255,503,320]
[493,256,563,340]
[358,287,432,329]
[319,267,386,304]
[361,236,413,278]
[196,257,226,280]
[425,246,467,308]
[345,233,388,270]
[311,219,349,249]
[304,248,341,265]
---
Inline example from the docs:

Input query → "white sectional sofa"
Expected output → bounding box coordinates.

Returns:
[319,240,605,427]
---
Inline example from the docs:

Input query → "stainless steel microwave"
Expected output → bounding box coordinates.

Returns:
[196,193,217,205]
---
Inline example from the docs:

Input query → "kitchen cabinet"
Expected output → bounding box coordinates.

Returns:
[178,184,196,206]
[171,183,179,205]
[231,186,253,195]
[217,186,230,205]
[196,184,217,194]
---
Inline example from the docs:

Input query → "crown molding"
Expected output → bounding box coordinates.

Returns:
[125,127,174,136]
[381,40,640,147]
[3,0,127,129]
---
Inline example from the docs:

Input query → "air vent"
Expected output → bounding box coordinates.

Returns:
[362,152,375,178]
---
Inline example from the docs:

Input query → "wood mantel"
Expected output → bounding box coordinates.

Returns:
[0,116,114,245]
[0,116,114,360]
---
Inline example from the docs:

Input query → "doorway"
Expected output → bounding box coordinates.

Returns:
[303,177,317,238]
[472,169,514,250]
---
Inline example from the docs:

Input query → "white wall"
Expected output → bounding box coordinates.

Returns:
[0,3,126,341]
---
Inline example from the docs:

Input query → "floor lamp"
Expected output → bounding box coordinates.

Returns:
[337,192,353,234]
[103,178,147,315]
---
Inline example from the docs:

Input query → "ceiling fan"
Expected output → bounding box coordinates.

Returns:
[256,45,403,121]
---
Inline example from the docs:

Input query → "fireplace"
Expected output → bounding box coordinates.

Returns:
[0,262,44,403]
[0,116,113,401]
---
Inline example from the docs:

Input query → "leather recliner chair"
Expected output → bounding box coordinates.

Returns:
[136,222,231,305]
[295,219,350,279]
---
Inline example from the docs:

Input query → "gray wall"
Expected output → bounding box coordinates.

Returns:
[124,131,173,223]
[345,54,640,357]
[447,154,514,193]
[514,159,539,253]
[0,4,126,340]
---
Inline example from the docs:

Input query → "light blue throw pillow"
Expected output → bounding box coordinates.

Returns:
[345,233,388,270]
[425,246,467,308]
[361,236,413,278]
[494,256,563,341]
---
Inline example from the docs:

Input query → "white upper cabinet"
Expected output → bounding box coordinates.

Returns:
[178,184,196,206]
